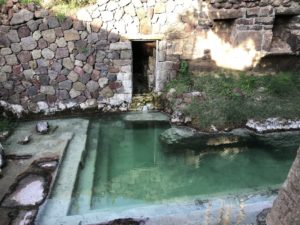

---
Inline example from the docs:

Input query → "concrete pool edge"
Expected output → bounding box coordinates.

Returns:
[36,190,277,225]
[35,119,89,225]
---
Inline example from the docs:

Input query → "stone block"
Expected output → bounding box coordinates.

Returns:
[110,42,131,50]
[113,60,131,67]
[5,54,18,65]
[21,37,37,50]
[40,86,55,95]
[41,29,56,43]
[10,9,34,25]
[64,29,80,41]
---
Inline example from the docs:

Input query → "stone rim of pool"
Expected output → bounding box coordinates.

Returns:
[35,112,298,225]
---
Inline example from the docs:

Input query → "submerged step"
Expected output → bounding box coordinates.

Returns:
[37,119,89,225]
[70,122,100,214]
[123,112,169,123]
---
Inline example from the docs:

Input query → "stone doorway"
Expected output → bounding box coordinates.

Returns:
[132,41,157,95]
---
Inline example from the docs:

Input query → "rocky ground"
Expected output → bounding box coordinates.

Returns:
[0,118,89,225]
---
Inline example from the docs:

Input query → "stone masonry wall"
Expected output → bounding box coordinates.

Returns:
[1,0,300,116]
[266,148,300,225]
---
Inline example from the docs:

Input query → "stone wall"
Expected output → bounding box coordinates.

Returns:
[266,148,300,225]
[1,0,300,116]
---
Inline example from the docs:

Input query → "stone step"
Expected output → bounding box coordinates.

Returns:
[72,122,100,214]
[36,119,89,225]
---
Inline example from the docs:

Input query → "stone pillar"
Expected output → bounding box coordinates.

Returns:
[267,148,300,225]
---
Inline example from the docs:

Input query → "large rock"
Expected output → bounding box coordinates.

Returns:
[267,149,300,225]
[160,127,300,151]
[10,9,34,25]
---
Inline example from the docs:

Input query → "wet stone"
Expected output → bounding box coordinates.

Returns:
[1,174,48,207]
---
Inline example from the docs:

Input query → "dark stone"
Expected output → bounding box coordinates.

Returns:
[17,51,32,63]
[57,90,69,100]
[79,73,91,84]
[31,93,46,102]
[56,75,66,82]
[38,22,48,31]
[47,16,60,29]
[76,95,86,103]
[51,61,63,72]
[109,81,122,90]
[74,66,84,76]
[38,38,48,49]
[27,20,41,32]
[35,67,48,75]
[12,65,23,75]
[55,47,69,59]
[257,208,271,225]
[47,95,57,104]
[58,80,72,90]
[91,70,101,81]
[39,75,50,85]
[61,18,73,30]
[18,26,31,38]
[108,73,117,82]
[73,20,85,30]
[75,40,87,49]
[54,27,64,37]
[0,143,6,170]
[27,86,38,96]
[87,54,96,65]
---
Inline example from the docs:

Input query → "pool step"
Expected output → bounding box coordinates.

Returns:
[72,122,100,214]
[37,119,89,225]
[40,193,275,225]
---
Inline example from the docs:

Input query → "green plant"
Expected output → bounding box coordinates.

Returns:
[20,0,41,5]
[55,11,66,22]
[0,0,6,6]
[0,118,17,132]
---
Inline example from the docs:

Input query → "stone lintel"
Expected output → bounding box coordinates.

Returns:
[209,9,245,20]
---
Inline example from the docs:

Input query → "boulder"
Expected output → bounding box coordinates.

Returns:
[10,9,34,25]
[36,121,49,134]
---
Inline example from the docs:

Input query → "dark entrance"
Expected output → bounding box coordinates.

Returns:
[132,41,156,94]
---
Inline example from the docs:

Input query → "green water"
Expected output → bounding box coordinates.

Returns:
[70,114,297,215]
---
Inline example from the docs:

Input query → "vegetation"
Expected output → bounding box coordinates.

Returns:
[0,0,6,6]
[166,66,300,130]
[0,118,17,132]
[20,0,41,5]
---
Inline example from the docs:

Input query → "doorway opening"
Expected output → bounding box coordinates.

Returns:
[132,41,157,94]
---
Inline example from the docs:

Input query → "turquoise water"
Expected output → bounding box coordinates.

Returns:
[69,114,297,215]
